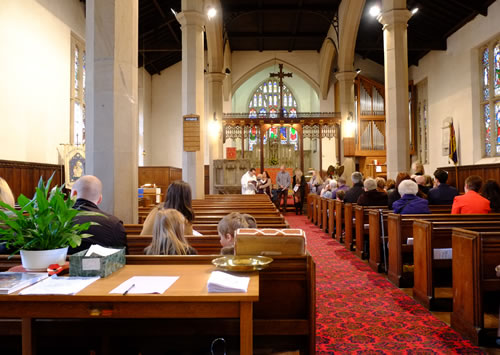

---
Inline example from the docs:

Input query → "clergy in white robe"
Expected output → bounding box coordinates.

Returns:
[241,168,257,194]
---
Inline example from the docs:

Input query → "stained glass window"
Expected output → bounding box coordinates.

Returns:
[249,126,258,151]
[71,35,86,145]
[247,78,299,119]
[485,104,491,155]
[496,101,500,153]
[495,44,500,96]
[290,127,298,151]
[280,127,287,144]
[480,41,500,157]
[483,47,489,101]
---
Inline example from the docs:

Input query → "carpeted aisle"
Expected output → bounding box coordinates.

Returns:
[285,214,482,354]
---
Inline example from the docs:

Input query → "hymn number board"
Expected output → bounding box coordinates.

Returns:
[183,114,200,152]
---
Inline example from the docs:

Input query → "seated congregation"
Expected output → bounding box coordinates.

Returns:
[307,167,500,348]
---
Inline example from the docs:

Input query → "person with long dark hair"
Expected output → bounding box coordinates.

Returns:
[481,179,500,213]
[141,181,196,235]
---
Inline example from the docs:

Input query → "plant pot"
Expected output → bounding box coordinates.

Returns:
[20,247,69,271]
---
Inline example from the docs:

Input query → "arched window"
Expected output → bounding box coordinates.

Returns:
[247,79,298,118]
[481,40,500,156]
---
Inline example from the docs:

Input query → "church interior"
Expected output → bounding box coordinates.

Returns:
[0,0,499,353]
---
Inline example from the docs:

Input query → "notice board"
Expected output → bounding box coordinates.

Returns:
[183,114,200,152]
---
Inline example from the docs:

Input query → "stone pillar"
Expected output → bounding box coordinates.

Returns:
[206,72,225,194]
[336,71,357,183]
[378,0,411,179]
[177,7,206,199]
[85,0,138,223]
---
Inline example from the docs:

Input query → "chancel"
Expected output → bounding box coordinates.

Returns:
[0,0,500,353]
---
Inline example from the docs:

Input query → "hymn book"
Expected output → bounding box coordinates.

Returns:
[0,272,48,294]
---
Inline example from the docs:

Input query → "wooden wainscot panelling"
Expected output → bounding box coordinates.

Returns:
[440,163,500,192]
[138,166,182,203]
[0,159,64,201]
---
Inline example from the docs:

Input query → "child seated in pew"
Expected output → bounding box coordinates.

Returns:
[144,209,197,255]
[218,212,254,255]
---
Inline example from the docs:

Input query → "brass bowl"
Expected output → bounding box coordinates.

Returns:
[211,255,273,272]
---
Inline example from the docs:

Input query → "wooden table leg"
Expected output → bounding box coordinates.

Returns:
[22,317,33,355]
[240,302,253,355]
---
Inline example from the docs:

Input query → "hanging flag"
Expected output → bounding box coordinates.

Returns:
[449,121,458,165]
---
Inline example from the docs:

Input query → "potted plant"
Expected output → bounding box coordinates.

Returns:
[0,174,96,271]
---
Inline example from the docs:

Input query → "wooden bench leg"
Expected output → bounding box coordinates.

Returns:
[22,317,33,355]
[240,302,253,355]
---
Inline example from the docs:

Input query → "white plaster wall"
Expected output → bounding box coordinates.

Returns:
[150,62,183,168]
[409,1,500,174]
[231,64,320,113]
[354,54,385,84]
[0,0,85,164]
[231,51,321,91]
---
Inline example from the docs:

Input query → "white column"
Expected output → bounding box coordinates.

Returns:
[177,8,206,199]
[85,0,138,223]
[206,72,225,193]
[336,71,357,182]
[378,0,411,179]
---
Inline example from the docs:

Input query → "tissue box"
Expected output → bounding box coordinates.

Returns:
[69,248,125,278]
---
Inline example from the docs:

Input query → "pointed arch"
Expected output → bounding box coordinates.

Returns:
[232,58,320,97]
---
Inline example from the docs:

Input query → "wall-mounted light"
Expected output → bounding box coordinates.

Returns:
[346,111,356,136]
[411,7,419,15]
[208,112,221,137]
[207,7,217,19]
[355,68,361,74]
[369,5,381,17]
[170,8,177,17]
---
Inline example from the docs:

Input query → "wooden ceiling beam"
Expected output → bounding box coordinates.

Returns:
[151,0,180,45]
[229,32,327,39]
[288,0,304,52]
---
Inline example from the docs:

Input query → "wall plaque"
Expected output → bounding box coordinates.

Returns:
[183,114,200,152]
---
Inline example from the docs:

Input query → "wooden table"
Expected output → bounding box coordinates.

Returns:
[0,264,259,355]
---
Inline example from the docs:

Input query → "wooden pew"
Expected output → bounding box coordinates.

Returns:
[0,254,316,354]
[368,209,391,273]
[321,198,328,232]
[387,213,500,288]
[344,203,354,250]
[307,193,314,220]
[312,194,320,225]
[354,205,385,259]
[335,200,344,242]
[450,228,500,345]
[127,235,222,255]
[315,195,322,227]
[328,199,335,239]
[412,220,500,310]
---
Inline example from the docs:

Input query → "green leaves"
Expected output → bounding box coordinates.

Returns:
[0,172,97,252]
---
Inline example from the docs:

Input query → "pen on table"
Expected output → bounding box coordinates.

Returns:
[122,283,135,295]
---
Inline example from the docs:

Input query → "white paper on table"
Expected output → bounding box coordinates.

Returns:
[109,276,179,294]
[20,275,100,295]
[433,248,452,260]
[207,271,249,293]
[85,244,122,257]
[192,230,203,236]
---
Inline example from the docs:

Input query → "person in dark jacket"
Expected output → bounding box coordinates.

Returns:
[482,179,500,213]
[427,169,458,205]
[357,178,388,206]
[293,169,307,215]
[70,175,127,254]
[344,172,364,203]
[388,172,411,209]
[392,180,430,214]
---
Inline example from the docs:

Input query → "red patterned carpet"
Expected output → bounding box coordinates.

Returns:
[285,214,483,354]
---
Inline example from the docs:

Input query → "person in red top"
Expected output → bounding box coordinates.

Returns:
[451,175,491,214]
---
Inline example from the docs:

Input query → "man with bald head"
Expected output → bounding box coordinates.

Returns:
[70,175,127,254]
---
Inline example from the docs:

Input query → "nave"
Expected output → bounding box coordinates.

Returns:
[286,214,486,353]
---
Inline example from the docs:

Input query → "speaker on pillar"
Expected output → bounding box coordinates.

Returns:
[343,137,355,157]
